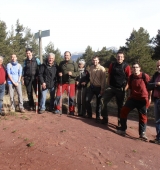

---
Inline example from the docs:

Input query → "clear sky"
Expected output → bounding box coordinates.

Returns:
[1,0,160,54]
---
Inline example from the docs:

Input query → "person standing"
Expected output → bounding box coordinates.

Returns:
[117,62,151,140]
[148,60,160,144]
[22,48,41,111]
[0,56,6,115]
[54,51,78,115]
[7,54,25,113]
[76,59,90,117]
[38,53,58,114]
[86,56,106,122]
[101,51,131,126]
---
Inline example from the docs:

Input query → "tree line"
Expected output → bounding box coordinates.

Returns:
[0,19,160,75]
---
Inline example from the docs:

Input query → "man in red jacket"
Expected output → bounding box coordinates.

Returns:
[0,56,6,115]
[116,62,151,140]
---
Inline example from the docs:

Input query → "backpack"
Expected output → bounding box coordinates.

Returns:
[23,57,40,76]
[129,72,148,89]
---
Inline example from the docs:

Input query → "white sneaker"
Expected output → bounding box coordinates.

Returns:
[139,132,148,141]
[116,130,126,136]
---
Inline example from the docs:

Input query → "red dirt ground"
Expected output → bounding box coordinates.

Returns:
[0,111,159,170]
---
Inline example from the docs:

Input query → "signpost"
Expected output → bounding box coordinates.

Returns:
[34,30,50,63]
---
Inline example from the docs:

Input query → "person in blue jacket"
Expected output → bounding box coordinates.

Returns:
[7,54,25,113]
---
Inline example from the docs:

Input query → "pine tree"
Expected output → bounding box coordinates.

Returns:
[152,30,160,60]
[120,27,155,75]
[0,20,11,63]
[44,42,62,64]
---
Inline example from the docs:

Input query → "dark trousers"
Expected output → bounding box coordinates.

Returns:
[24,77,41,107]
[86,86,101,119]
[101,86,126,120]
[120,98,148,135]
[77,87,87,116]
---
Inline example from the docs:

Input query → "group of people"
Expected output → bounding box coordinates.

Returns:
[0,49,159,145]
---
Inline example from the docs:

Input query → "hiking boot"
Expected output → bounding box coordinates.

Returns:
[39,110,45,114]
[20,108,25,113]
[116,129,126,136]
[54,110,60,114]
[85,115,92,119]
[29,107,34,111]
[139,132,148,141]
[69,112,74,115]
[101,117,108,125]
[149,139,160,144]
[10,108,15,112]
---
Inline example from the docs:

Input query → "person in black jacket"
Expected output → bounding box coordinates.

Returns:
[38,53,58,114]
[148,60,160,144]
[22,48,41,111]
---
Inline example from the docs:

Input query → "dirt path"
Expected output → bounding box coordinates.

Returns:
[0,110,159,170]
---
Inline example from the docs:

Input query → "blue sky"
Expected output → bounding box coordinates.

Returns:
[1,0,160,53]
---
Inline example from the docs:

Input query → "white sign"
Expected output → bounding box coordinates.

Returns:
[34,30,50,39]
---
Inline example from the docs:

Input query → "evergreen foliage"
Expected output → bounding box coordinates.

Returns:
[119,27,155,75]
[44,42,62,64]
[152,30,160,60]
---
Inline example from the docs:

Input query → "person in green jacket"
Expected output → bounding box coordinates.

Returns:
[54,51,78,115]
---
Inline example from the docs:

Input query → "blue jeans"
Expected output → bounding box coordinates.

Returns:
[154,99,160,140]
[0,84,5,113]
[40,87,55,111]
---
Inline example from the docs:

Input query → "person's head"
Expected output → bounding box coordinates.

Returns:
[132,62,141,75]
[64,51,71,61]
[11,54,17,62]
[78,59,85,69]
[0,56,3,66]
[26,48,33,60]
[92,56,99,66]
[47,53,55,64]
[116,51,125,64]
[156,60,160,73]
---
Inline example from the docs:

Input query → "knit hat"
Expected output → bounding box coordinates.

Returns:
[78,59,85,65]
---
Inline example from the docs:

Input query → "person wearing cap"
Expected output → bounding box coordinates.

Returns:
[75,59,90,117]
[86,56,106,122]
[54,51,78,115]
[148,60,160,144]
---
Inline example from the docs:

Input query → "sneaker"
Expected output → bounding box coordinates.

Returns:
[54,110,60,114]
[69,111,74,115]
[139,132,148,141]
[20,108,25,113]
[101,117,108,125]
[39,110,45,114]
[116,129,126,136]
[149,139,160,144]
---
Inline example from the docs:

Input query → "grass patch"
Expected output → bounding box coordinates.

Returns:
[60,130,66,133]
[26,142,34,147]
[24,138,29,141]
[12,130,16,133]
